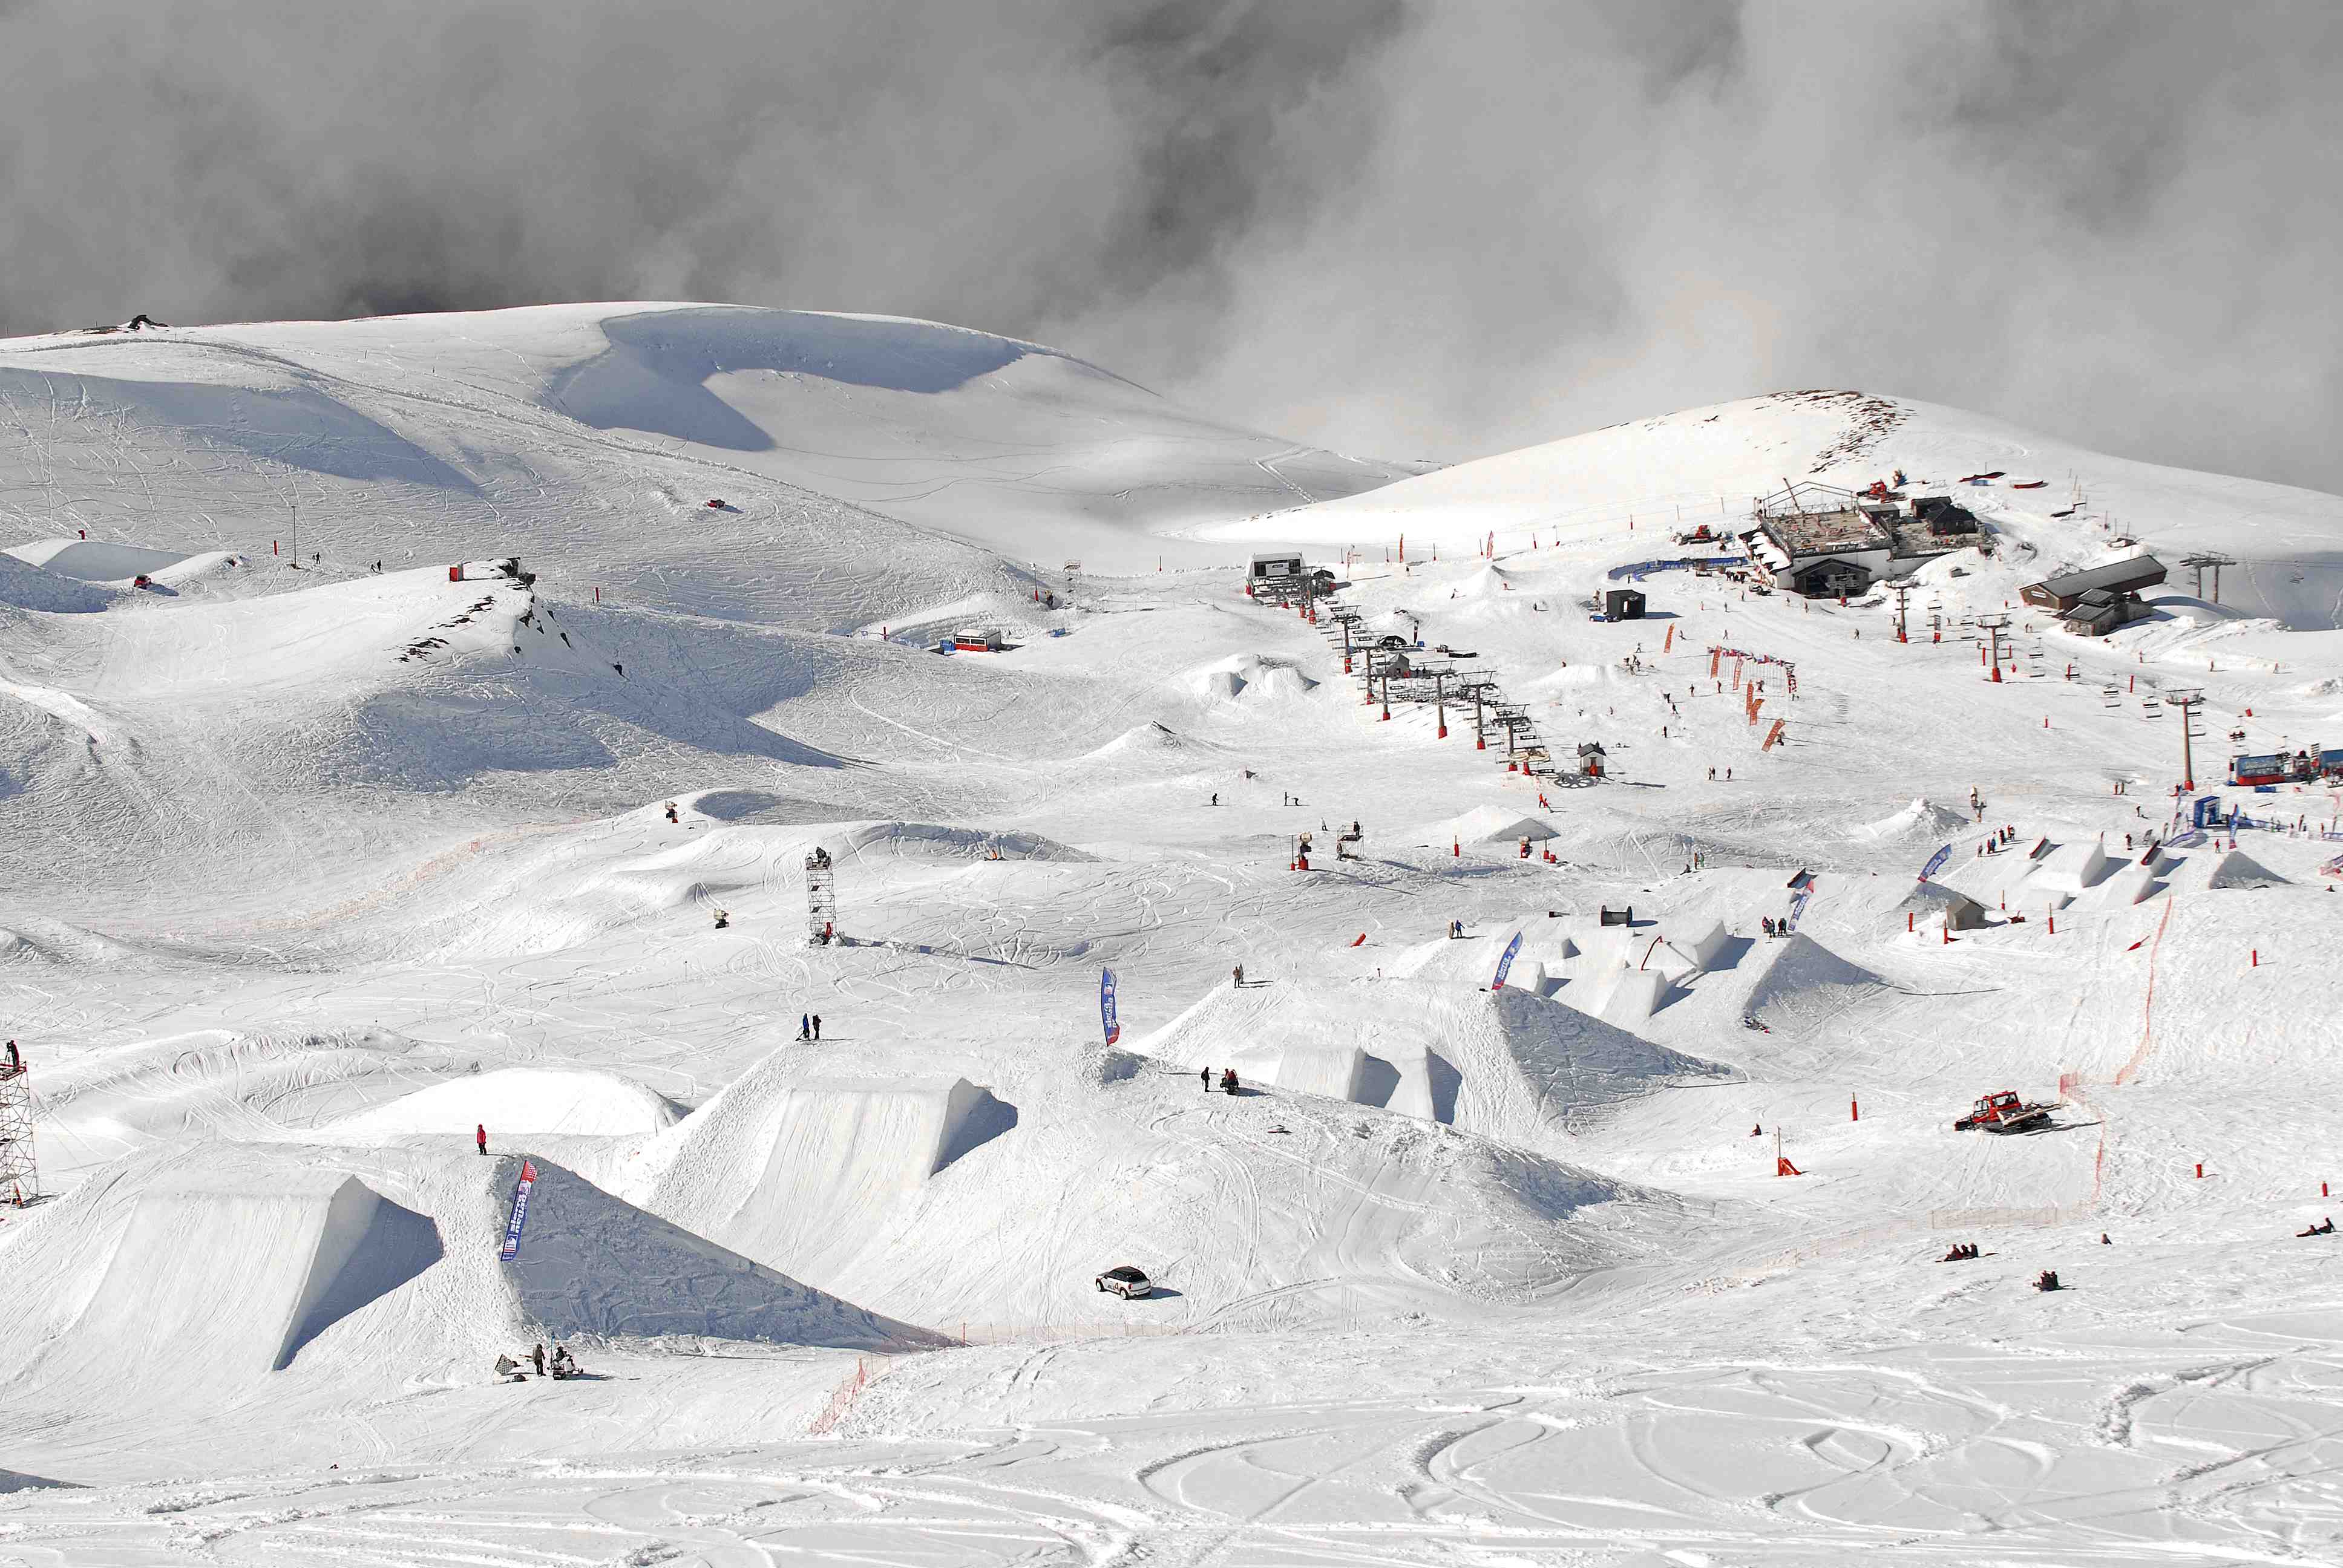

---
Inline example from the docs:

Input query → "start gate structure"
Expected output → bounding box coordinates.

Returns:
[0,1048,35,1207]
[805,846,837,946]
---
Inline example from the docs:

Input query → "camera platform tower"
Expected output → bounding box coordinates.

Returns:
[0,1045,36,1207]
[805,846,837,946]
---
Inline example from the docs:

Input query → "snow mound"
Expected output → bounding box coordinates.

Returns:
[1743,935,1892,1026]
[1432,805,1558,846]
[321,1067,683,1141]
[1086,721,1197,759]
[29,1028,491,1178]
[1187,653,1319,702]
[2206,849,2289,889]
[1852,797,1969,841]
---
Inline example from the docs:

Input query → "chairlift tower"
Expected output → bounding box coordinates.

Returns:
[2164,688,2205,791]
[0,1048,36,1207]
[805,846,838,946]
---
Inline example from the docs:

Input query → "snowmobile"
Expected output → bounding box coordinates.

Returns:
[1953,1089,2057,1134]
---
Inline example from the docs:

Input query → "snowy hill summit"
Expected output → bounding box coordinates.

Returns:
[7,304,2343,1563]
[1229,387,2343,630]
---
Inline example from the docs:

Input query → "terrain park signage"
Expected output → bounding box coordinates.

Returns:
[1920,843,1953,881]
[499,1159,539,1262]
[1099,968,1120,1047]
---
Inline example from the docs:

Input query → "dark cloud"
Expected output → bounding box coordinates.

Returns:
[1,1,2338,491]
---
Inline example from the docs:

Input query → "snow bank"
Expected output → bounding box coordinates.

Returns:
[321,1067,683,1141]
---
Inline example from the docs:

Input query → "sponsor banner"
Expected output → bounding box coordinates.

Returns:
[499,1158,538,1263]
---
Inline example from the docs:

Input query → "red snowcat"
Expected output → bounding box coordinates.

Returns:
[1953,1089,2056,1134]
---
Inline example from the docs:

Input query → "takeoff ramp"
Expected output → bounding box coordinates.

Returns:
[629,1071,1017,1286]
[42,1166,440,1390]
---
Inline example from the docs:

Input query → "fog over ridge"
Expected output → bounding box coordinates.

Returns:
[2,0,2336,489]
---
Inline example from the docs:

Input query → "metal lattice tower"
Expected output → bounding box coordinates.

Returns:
[805,846,837,946]
[0,1048,36,1207]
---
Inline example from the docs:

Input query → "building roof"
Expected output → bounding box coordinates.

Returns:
[2034,554,2166,598]
[1766,508,1889,557]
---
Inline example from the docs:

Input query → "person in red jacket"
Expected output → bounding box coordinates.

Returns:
[476,1123,487,1155]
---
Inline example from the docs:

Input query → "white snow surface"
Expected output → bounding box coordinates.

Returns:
[5,310,2343,1565]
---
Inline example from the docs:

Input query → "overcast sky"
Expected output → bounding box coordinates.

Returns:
[4,1,2338,490]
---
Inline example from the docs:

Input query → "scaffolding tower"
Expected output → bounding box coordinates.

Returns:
[0,1047,35,1207]
[805,846,837,946]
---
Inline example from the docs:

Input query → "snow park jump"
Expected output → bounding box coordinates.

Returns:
[4,303,2343,1563]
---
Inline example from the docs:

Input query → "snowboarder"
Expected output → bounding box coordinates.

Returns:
[1750,1123,1762,1137]
[666,802,679,823]
[1761,916,1774,937]
[1221,1068,1239,1095]
[1210,792,1219,806]
[531,1343,546,1377]
[476,1123,487,1156]
[811,1015,822,1040]
[2299,1218,2336,1236]
[1449,920,1464,939]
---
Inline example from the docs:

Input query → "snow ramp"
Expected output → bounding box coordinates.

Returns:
[1743,934,1891,1029]
[496,1157,934,1348]
[39,1164,442,1387]
[626,1069,1017,1287]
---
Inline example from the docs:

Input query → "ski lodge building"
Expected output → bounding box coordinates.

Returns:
[1734,482,1967,596]
[2019,554,2166,636]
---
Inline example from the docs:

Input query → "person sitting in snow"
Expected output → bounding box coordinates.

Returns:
[1221,1068,1240,1095]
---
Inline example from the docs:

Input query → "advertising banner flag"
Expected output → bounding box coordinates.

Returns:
[1492,932,1523,991]
[499,1159,538,1263]
[1099,969,1121,1047]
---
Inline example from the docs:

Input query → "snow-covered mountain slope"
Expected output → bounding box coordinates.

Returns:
[0,304,1414,609]
[8,316,2343,1563]
[1219,389,2343,629]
